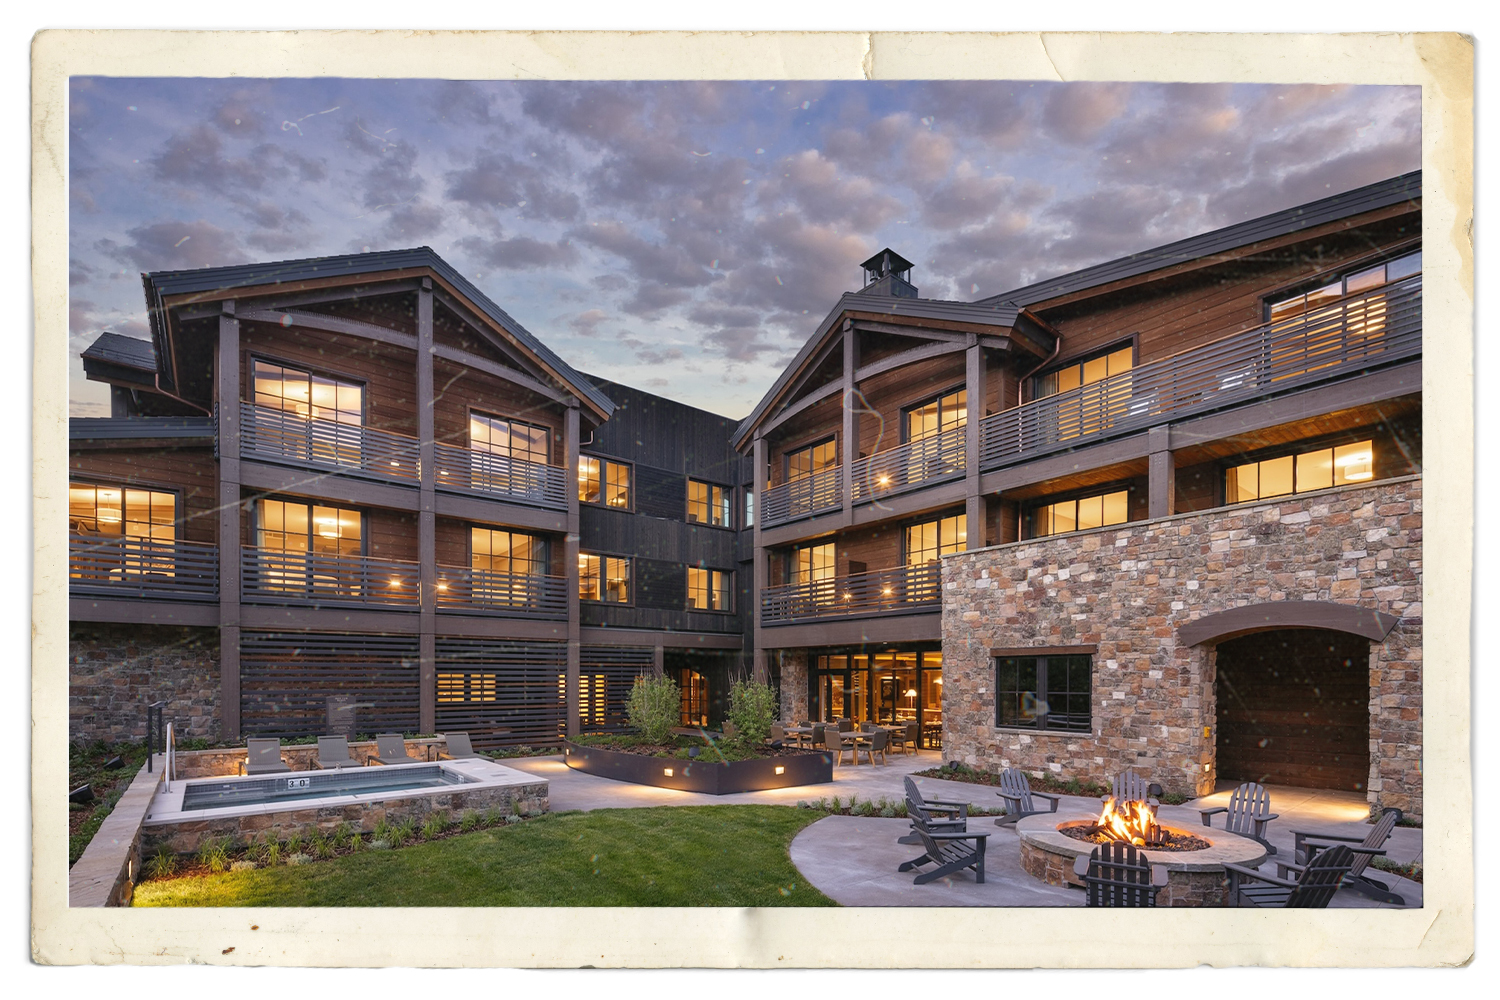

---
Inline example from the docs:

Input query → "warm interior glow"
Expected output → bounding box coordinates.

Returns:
[389,577,401,587]
[774,766,785,775]
[1335,451,1372,466]
[663,768,673,777]
[1094,796,1159,847]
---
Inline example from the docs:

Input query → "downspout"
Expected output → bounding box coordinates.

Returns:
[1013,307,1063,408]
[150,371,214,416]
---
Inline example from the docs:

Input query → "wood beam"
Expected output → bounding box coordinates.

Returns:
[238,461,419,512]
[217,301,242,742]
[853,339,968,384]
[576,628,745,650]
[758,611,942,648]
[430,343,570,404]
[417,279,437,735]
[565,404,582,736]
[430,287,555,386]
[752,434,768,684]
[850,319,970,343]
[236,308,419,351]
[964,337,983,546]
[258,279,424,312]
[760,380,843,437]
[841,319,855,522]
[1148,425,1175,520]
[432,492,568,534]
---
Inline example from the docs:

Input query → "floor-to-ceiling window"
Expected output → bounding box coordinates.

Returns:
[809,646,943,748]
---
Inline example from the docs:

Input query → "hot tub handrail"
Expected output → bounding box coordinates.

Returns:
[164,721,176,792]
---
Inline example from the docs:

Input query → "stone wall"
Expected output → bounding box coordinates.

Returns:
[941,477,1422,819]
[70,624,221,743]
[776,649,809,723]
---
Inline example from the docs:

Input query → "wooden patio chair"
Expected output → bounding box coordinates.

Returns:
[315,735,360,770]
[1223,844,1357,908]
[1111,770,1159,807]
[1199,781,1279,854]
[438,732,483,760]
[856,729,888,766]
[824,728,856,767]
[768,724,787,747]
[994,767,1061,829]
[1072,842,1169,907]
[898,807,991,885]
[1289,808,1405,905]
[369,733,421,766]
[898,775,968,847]
[241,738,292,776]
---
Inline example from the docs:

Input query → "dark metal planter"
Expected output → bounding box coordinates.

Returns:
[562,740,833,794]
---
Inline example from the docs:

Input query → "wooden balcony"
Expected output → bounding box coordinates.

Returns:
[760,466,841,527]
[851,424,966,503]
[435,565,568,619]
[239,402,421,486]
[240,547,420,610]
[433,441,569,511]
[760,562,941,625]
[69,534,219,601]
[980,275,1422,470]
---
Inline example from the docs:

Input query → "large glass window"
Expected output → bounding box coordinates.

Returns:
[1226,439,1374,503]
[255,499,363,594]
[470,411,549,465]
[687,566,732,611]
[1035,345,1134,400]
[1267,251,1421,324]
[579,456,631,508]
[579,553,630,603]
[1033,490,1129,537]
[905,388,967,443]
[786,439,837,481]
[680,669,709,727]
[69,483,175,540]
[791,542,835,586]
[744,490,754,528]
[252,359,363,425]
[471,527,546,576]
[687,479,732,527]
[906,514,967,567]
[995,653,1091,733]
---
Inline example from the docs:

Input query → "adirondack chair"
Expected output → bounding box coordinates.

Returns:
[1110,770,1158,807]
[898,775,969,847]
[1223,844,1357,908]
[994,767,1061,829]
[1199,781,1279,855]
[898,807,992,885]
[1072,842,1169,907]
[1288,808,1404,905]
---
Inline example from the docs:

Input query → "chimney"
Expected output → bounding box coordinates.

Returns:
[858,248,919,298]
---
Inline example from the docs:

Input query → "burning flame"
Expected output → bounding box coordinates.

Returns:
[1095,796,1159,846]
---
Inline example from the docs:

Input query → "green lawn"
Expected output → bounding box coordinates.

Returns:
[132,805,835,907]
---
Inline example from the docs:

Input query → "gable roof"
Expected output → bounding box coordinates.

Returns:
[81,331,157,371]
[140,246,614,420]
[981,170,1422,309]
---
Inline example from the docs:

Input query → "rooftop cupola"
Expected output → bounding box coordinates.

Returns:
[858,248,919,299]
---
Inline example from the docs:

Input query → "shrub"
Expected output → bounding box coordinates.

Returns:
[421,811,451,840]
[625,673,681,744]
[724,678,778,751]
[197,838,229,874]
[371,818,392,844]
[145,844,177,880]
[284,832,303,857]
[459,810,481,832]
[265,841,282,867]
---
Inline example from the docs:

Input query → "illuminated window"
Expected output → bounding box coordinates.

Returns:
[680,669,709,726]
[687,567,732,611]
[1267,252,1421,324]
[1033,490,1129,538]
[786,439,837,481]
[1034,346,1134,400]
[437,672,496,704]
[688,480,732,527]
[469,527,545,607]
[579,553,630,603]
[1226,440,1374,503]
[469,411,549,465]
[579,456,631,508]
[252,359,363,425]
[791,543,835,586]
[255,499,363,594]
[906,514,967,567]
[69,483,175,540]
[996,653,1091,733]
[905,388,967,443]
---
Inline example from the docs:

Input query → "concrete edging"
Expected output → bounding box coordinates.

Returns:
[68,757,163,907]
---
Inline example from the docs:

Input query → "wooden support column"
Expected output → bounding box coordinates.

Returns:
[216,301,242,741]
[652,644,665,677]
[417,279,437,734]
[840,318,855,520]
[964,336,983,546]
[752,433,768,684]
[565,403,582,734]
[1148,425,1175,520]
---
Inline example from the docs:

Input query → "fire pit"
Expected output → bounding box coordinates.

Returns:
[1016,800,1267,907]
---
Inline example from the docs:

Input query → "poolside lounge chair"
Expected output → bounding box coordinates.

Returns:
[369,733,421,766]
[315,736,361,770]
[1224,844,1358,908]
[1199,781,1278,854]
[1073,842,1169,907]
[1288,807,1405,905]
[898,807,991,885]
[438,732,484,760]
[241,738,292,775]
[994,767,1061,829]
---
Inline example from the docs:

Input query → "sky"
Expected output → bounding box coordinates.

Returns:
[67,78,1420,419]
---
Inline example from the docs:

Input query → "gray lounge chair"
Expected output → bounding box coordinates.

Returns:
[438,732,483,760]
[241,738,292,775]
[1200,781,1278,854]
[1111,770,1159,807]
[315,736,360,770]
[899,775,969,848]
[995,767,1061,828]
[1224,844,1358,907]
[369,733,421,766]
[898,806,991,885]
[1290,807,1404,905]
[1073,842,1169,907]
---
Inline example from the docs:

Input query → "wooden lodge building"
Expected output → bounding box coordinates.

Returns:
[68,172,1423,816]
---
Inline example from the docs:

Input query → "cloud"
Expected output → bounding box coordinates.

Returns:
[432,81,495,125]
[151,126,327,196]
[443,151,581,222]
[457,233,580,271]
[96,219,246,271]
[567,308,609,337]
[759,150,902,228]
[212,87,272,136]
[1043,83,1134,144]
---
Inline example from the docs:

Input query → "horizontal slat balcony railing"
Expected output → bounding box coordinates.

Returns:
[240,547,420,609]
[435,565,569,619]
[760,466,842,528]
[239,402,421,486]
[68,534,219,601]
[760,562,942,625]
[980,275,1422,470]
[432,441,569,511]
[851,424,966,504]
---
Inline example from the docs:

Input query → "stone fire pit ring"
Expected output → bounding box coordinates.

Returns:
[1016,805,1268,907]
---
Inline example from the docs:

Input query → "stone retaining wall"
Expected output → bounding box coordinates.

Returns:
[941,478,1422,819]
[171,738,448,778]
[70,623,220,743]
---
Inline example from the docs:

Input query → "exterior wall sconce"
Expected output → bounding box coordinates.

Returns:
[774,766,785,775]
[663,768,673,777]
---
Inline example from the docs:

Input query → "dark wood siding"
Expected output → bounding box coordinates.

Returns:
[70,445,218,543]
[431,356,563,456]
[239,631,421,738]
[435,637,567,747]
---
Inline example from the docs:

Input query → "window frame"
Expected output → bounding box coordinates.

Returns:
[1220,434,1379,506]
[992,646,1096,734]
[900,384,968,445]
[248,353,368,424]
[1260,243,1423,322]
[578,454,634,511]
[578,550,633,605]
[467,407,553,467]
[1028,337,1138,404]
[1024,482,1135,539]
[783,435,838,484]
[903,511,968,567]
[251,496,368,558]
[686,565,734,613]
[68,480,183,540]
[467,525,549,577]
[686,478,734,529]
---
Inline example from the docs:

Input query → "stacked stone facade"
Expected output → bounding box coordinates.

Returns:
[776,649,810,723]
[70,624,221,743]
[940,477,1422,819]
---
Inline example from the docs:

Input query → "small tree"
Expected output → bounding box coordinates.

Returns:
[626,672,680,744]
[725,678,777,751]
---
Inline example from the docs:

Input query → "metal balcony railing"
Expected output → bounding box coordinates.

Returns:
[435,565,568,619]
[68,534,219,601]
[433,441,569,511]
[240,547,420,609]
[760,561,942,625]
[980,275,1422,470]
[851,424,966,503]
[239,402,421,485]
[760,466,842,528]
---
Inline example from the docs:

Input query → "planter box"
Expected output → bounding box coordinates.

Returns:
[562,740,833,794]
